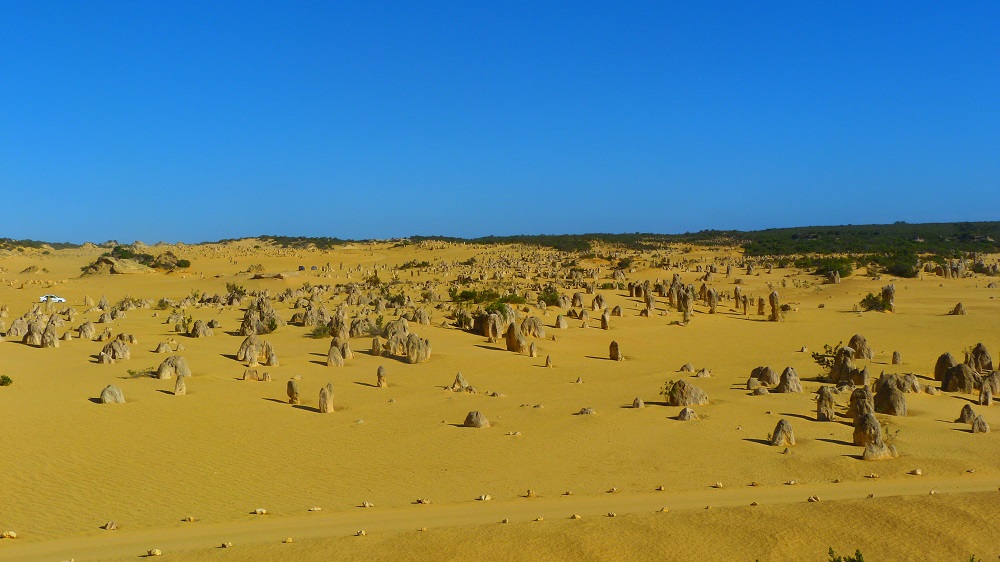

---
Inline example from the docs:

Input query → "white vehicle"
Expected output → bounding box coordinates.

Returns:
[39,294,66,303]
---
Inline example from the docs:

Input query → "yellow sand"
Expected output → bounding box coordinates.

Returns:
[0,240,997,561]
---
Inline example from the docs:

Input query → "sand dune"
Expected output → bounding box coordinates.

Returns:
[1,240,997,561]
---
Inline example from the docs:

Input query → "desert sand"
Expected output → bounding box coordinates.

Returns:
[0,239,997,561]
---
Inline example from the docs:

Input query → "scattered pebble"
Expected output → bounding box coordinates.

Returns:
[807,496,820,503]
[607,512,616,518]
[147,549,162,557]
[416,498,431,505]
[658,507,669,512]
[361,501,375,508]
[308,507,322,512]
[354,531,365,537]
[712,482,723,489]
[221,542,233,548]
[183,515,197,522]
[607,487,618,494]
[909,469,923,476]
[477,494,492,501]
[785,480,797,486]
[655,485,665,491]
[526,489,537,498]
[1,531,18,539]
[750,501,759,506]
[570,514,582,519]
[254,508,268,515]
[501,518,509,524]
[929,490,938,495]
[534,516,544,521]
[102,521,117,531]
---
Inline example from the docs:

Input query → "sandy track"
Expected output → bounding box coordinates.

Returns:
[3,474,995,561]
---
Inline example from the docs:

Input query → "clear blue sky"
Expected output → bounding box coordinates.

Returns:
[1,1,997,243]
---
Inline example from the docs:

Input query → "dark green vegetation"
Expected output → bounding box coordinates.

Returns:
[860,292,892,312]
[811,341,844,370]
[0,238,80,250]
[448,287,526,306]
[744,222,1000,256]
[398,259,431,269]
[0,375,12,386]
[827,548,865,562]
[794,256,854,278]
[308,325,332,338]
[251,222,1000,257]
[258,235,349,249]
[103,246,191,270]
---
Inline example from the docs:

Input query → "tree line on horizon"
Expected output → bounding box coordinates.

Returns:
[4,221,1000,260]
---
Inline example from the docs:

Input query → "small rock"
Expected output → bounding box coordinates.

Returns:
[221,542,233,548]
[808,496,820,502]
[477,494,492,501]
[909,469,922,476]
[607,512,616,518]
[534,516,544,522]
[712,482,723,489]
[361,501,374,508]
[283,537,294,543]
[103,521,117,531]
[354,531,365,537]
[308,507,322,512]
[750,501,759,506]
[254,508,267,515]
[570,514,582,519]
[147,549,162,557]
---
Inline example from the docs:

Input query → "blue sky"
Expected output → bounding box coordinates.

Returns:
[1,2,997,243]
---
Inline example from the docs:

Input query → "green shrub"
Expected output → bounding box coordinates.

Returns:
[811,341,843,370]
[399,259,431,270]
[126,367,156,379]
[538,285,561,307]
[308,325,332,338]
[828,547,865,562]
[226,283,247,298]
[0,375,12,386]
[795,256,853,278]
[860,293,890,312]
[176,259,191,268]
